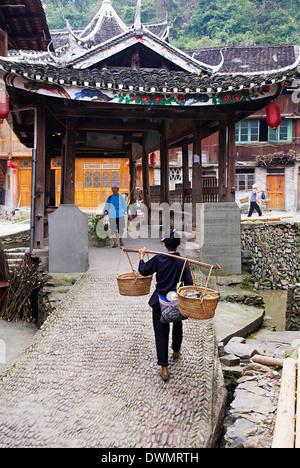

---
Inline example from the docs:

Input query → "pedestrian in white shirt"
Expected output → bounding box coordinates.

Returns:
[247,184,263,217]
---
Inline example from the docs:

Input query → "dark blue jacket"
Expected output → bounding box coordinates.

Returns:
[138,252,193,308]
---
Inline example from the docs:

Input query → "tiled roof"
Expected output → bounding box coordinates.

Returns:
[0,58,297,94]
[50,21,169,51]
[187,44,297,74]
[46,0,169,63]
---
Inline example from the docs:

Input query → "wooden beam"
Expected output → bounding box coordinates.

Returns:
[57,107,228,122]
[296,348,300,448]
[272,358,296,449]
[76,122,161,132]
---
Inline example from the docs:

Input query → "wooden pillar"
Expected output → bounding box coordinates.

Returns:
[60,135,65,205]
[218,120,227,202]
[227,114,236,202]
[44,139,52,239]
[34,105,46,249]
[142,139,151,218]
[192,122,202,225]
[62,118,76,205]
[131,48,140,71]
[129,146,136,206]
[182,137,189,206]
[0,29,8,57]
[45,135,52,209]
[160,125,169,204]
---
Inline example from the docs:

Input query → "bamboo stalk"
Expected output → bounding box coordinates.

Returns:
[122,248,221,271]
[296,348,300,448]
[272,358,297,449]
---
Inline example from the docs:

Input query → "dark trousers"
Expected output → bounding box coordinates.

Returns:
[248,201,262,217]
[152,305,183,367]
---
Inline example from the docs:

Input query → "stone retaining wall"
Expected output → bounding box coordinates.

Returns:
[286,284,300,331]
[241,222,300,290]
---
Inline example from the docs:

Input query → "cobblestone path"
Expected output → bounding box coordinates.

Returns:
[0,273,225,448]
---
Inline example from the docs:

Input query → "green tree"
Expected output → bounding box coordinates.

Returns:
[42,0,300,47]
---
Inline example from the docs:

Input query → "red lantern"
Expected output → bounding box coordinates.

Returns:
[126,161,130,167]
[266,101,281,130]
[0,88,9,119]
[149,152,156,166]
[7,160,16,168]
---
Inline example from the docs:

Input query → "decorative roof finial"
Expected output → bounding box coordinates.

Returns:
[134,0,142,30]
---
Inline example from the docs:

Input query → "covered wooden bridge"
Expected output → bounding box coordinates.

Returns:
[0,0,298,251]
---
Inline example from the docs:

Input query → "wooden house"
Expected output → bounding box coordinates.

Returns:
[0,0,51,212]
[0,0,299,251]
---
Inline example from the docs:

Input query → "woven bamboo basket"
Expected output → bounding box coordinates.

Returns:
[177,265,220,320]
[117,271,152,296]
[177,285,220,319]
[116,249,152,296]
[261,199,271,205]
[240,196,249,204]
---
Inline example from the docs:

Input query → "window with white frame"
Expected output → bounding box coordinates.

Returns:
[235,168,255,191]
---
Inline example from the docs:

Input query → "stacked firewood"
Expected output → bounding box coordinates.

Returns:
[256,150,296,167]
[0,245,47,322]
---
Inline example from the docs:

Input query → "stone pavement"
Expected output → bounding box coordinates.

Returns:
[0,226,267,449]
[0,272,226,448]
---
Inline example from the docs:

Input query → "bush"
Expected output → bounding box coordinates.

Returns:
[88,215,111,248]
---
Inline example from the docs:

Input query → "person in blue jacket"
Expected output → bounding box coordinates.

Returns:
[102,182,132,248]
[138,230,193,381]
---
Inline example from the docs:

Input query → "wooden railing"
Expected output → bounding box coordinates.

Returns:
[150,180,219,206]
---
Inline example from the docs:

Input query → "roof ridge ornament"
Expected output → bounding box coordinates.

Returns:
[134,0,142,31]
[77,0,128,44]
[211,49,225,74]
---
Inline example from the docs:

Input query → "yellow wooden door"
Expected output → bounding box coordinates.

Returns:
[267,175,285,209]
[51,157,129,209]
[18,161,32,207]
[75,159,129,209]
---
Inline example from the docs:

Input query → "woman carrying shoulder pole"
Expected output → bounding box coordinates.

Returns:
[138,230,193,381]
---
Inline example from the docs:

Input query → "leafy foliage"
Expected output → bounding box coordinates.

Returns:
[43,0,299,48]
[88,215,111,248]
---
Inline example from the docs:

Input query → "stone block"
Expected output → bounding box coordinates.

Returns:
[197,202,241,276]
[49,204,88,273]
[230,336,246,344]
[224,342,261,359]
[220,354,241,367]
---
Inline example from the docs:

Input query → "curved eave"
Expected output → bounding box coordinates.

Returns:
[1,61,294,110]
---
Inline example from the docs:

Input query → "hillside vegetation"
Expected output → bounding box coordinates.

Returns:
[43,0,300,49]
